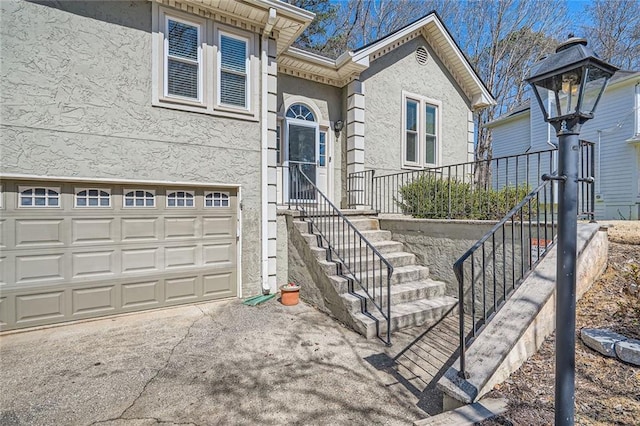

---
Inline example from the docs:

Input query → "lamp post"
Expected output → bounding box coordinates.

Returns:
[526,37,618,425]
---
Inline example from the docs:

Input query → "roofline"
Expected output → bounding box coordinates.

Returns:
[350,11,495,108]
[352,11,437,54]
[484,107,530,128]
[485,71,640,128]
[244,0,315,22]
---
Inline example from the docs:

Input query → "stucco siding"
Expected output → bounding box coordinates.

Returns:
[360,36,472,175]
[0,0,264,293]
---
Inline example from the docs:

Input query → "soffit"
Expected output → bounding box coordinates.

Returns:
[151,0,313,54]
[278,48,367,87]
[277,13,496,108]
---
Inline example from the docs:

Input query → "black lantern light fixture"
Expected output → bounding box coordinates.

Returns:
[333,119,344,133]
[528,37,618,134]
[526,37,618,426]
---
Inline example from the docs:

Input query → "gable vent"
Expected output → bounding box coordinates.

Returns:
[415,46,429,65]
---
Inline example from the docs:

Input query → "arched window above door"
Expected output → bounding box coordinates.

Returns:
[286,104,315,121]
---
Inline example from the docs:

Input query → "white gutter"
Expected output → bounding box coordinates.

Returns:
[260,8,277,294]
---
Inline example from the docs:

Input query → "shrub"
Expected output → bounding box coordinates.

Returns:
[617,260,640,333]
[397,174,532,220]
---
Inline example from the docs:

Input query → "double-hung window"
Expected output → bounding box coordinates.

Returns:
[402,92,441,168]
[165,17,202,102]
[218,32,249,109]
[154,5,255,118]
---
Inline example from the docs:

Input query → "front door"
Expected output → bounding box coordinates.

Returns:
[283,104,327,202]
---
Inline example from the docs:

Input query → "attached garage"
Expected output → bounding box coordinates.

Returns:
[0,178,239,331]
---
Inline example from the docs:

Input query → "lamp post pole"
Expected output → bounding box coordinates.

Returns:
[527,36,618,426]
[550,119,582,426]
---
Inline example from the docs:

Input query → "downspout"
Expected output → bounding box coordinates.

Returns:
[261,8,277,294]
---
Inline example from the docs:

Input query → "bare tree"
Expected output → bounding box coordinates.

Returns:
[290,0,570,185]
[434,0,568,185]
[581,0,640,69]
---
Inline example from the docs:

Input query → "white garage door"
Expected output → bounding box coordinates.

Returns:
[0,179,238,331]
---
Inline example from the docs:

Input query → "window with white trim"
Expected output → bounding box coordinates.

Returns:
[165,16,202,101]
[205,191,229,207]
[319,131,327,167]
[167,190,195,207]
[124,190,156,207]
[76,188,111,208]
[19,187,60,207]
[402,92,441,168]
[218,31,249,109]
[153,6,255,118]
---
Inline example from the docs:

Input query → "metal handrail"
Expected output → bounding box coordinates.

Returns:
[288,165,394,345]
[347,143,595,221]
[453,179,557,378]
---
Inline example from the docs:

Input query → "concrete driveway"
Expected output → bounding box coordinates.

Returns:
[0,299,429,425]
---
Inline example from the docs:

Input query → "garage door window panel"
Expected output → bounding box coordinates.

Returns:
[75,189,111,208]
[167,190,195,207]
[205,192,229,207]
[124,190,156,208]
[19,187,60,208]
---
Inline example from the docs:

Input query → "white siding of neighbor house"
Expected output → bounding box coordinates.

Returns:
[491,76,640,220]
[491,113,531,158]
[577,80,639,219]
[490,112,551,192]
[0,0,265,294]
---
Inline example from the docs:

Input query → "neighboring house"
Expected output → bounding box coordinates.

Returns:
[0,0,493,331]
[487,70,640,220]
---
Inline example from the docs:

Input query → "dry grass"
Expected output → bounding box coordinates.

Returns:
[480,224,640,426]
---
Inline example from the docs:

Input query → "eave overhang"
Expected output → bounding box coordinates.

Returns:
[278,12,496,109]
[150,0,314,54]
[278,47,368,87]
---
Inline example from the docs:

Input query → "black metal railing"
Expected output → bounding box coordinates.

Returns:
[347,142,595,221]
[453,180,557,378]
[288,165,394,345]
[347,169,375,208]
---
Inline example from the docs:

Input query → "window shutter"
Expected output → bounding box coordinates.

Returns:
[220,34,247,107]
[167,19,199,100]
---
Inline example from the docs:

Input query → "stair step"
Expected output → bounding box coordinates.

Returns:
[328,265,431,294]
[309,239,406,260]
[342,279,447,312]
[317,251,417,275]
[299,229,392,247]
[355,296,458,339]
[293,217,380,233]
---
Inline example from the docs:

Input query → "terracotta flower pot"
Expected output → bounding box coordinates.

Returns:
[280,284,300,306]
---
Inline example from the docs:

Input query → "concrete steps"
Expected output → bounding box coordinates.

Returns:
[328,264,431,293]
[291,213,459,341]
[341,279,448,311]
[354,297,458,339]
[317,251,417,275]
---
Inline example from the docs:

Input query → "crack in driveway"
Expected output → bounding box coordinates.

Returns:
[89,307,206,426]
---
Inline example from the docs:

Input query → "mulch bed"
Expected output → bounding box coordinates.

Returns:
[481,241,640,425]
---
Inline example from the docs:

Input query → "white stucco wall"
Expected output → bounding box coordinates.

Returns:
[0,0,264,294]
[360,36,473,175]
